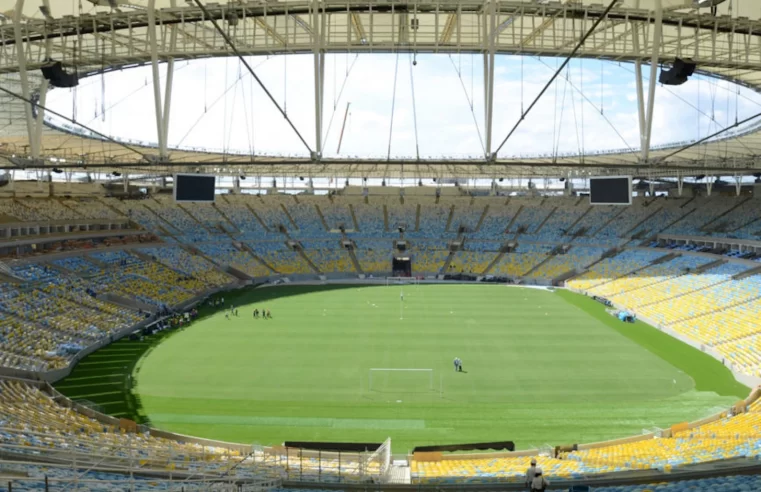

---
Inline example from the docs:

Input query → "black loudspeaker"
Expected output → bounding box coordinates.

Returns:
[658,58,696,86]
[40,60,79,88]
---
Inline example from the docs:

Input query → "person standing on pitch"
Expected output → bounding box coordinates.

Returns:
[525,458,538,490]
[453,357,458,372]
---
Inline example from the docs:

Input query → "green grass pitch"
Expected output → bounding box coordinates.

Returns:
[55,284,749,452]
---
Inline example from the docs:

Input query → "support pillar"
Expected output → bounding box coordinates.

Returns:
[312,0,323,159]
[148,0,169,159]
[13,0,39,160]
[706,177,713,197]
[677,175,684,196]
[632,28,647,155]
[483,0,496,159]
[735,176,742,196]
[643,0,663,162]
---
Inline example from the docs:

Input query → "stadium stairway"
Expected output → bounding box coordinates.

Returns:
[140,204,180,237]
[587,208,627,237]
[700,196,753,233]
[296,245,323,275]
[565,204,592,234]
[177,203,214,234]
[522,246,560,278]
[444,205,455,233]
[588,251,678,291]
[504,204,524,233]
[733,263,761,280]
[182,244,251,280]
[635,264,744,309]
[665,292,761,327]
[383,203,390,232]
[694,258,727,273]
[56,197,86,218]
[623,204,663,237]
[347,247,365,275]
[439,248,456,275]
[102,291,158,314]
[474,204,490,232]
[279,203,299,230]
[314,204,331,230]
[348,204,360,230]
[96,197,129,219]
[212,203,242,233]
[482,244,508,275]
[414,203,421,232]
[239,243,280,274]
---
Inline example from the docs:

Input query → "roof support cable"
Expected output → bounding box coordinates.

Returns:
[600,59,604,116]
[0,84,149,163]
[553,64,570,162]
[534,57,635,154]
[323,54,359,148]
[446,55,486,156]
[661,110,761,161]
[576,15,584,161]
[614,62,753,155]
[191,0,313,154]
[409,52,420,161]
[176,59,271,149]
[387,51,400,161]
[494,0,618,155]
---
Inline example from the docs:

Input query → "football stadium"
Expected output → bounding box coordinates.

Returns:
[4,0,761,490]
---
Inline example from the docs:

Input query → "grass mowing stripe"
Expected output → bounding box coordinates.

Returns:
[150,414,425,429]
[55,284,744,452]
[77,359,135,365]
[556,290,748,398]
[68,391,123,398]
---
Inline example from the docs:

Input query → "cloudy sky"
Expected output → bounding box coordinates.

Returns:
[44,54,761,160]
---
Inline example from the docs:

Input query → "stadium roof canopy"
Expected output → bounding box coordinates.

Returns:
[1,0,761,180]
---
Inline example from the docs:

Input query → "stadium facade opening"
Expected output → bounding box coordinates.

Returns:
[44,54,761,161]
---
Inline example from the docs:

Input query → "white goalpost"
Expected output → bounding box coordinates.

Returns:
[385,276,420,286]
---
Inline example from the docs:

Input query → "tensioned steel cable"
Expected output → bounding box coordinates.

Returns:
[493,0,619,156]
[0,84,150,162]
[660,110,761,161]
[191,0,313,155]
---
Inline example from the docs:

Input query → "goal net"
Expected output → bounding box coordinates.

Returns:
[368,368,434,393]
[385,276,420,285]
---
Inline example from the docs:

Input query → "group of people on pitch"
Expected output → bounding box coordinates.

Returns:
[525,458,550,492]
[252,308,271,319]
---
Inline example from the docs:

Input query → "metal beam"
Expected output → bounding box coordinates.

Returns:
[148,0,168,159]
[632,25,647,157]
[313,0,323,158]
[494,0,619,155]
[12,0,38,160]
[643,0,663,162]
[484,0,496,159]
[191,0,313,155]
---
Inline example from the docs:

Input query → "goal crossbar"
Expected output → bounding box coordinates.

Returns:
[386,276,419,285]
